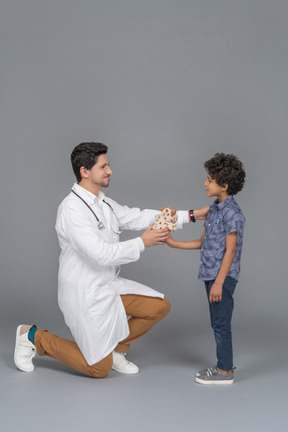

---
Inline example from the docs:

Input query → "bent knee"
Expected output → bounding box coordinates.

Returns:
[88,365,111,378]
[152,296,171,320]
[87,355,112,378]
[162,297,171,316]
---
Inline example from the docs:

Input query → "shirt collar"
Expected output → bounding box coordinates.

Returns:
[72,183,105,206]
[213,195,234,211]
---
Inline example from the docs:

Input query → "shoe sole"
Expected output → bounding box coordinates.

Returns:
[195,376,234,385]
[14,325,34,372]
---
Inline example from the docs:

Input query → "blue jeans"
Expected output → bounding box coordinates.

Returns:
[205,276,237,371]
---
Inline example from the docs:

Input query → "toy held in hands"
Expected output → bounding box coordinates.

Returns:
[153,207,178,231]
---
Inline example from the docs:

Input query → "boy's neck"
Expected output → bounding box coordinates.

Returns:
[217,191,230,204]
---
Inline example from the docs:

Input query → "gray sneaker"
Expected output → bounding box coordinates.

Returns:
[195,366,235,385]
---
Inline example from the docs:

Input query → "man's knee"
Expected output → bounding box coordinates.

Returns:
[87,355,113,378]
[162,296,171,317]
[151,296,171,320]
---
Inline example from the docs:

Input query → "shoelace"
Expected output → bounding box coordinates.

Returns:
[114,352,132,365]
[26,347,36,359]
[204,367,218,377]
[27,353,35,361]
[204,366,236,376]
[198,365,216,375]
[20,346,36,363]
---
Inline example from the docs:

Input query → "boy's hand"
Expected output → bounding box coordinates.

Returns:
[209,281,223,303]
[165,233,176,248]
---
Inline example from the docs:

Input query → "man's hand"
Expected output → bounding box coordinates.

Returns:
[193,205,210,220]
[209,281,223,303]
[141,225,170,247]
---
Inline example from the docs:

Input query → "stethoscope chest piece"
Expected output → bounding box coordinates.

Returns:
[97,221,105,230]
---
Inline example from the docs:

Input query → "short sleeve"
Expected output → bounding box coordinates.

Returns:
[223,208,245,236]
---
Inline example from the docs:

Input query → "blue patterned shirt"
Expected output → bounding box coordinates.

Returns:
[198,195,245,281]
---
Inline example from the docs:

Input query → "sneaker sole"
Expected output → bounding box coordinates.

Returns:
[111,366,139,375]
[14,325,34,373]
[195,376,234,385]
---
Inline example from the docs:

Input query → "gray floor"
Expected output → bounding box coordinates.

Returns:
[1,320,287,432]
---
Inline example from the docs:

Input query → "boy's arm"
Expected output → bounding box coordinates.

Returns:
[193,206,210,221]
[209,232,237,303]
[166,229,205,250]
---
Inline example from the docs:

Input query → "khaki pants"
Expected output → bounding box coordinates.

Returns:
[34,295,171,378]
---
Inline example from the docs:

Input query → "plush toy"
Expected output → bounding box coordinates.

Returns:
[152,207,178,231]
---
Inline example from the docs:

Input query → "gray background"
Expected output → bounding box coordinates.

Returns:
[0,1,287,431]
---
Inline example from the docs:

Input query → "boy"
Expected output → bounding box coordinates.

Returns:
[167,153,245,384]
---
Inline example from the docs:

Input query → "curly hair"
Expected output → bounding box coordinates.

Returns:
[71,142,108,182]
[204,153,246,195]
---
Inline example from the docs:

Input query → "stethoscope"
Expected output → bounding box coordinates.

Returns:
[71,189,122,234]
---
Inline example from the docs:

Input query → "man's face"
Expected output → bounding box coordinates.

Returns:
[86,154,112,189]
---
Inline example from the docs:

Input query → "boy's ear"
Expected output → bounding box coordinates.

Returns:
[223,183,228,191]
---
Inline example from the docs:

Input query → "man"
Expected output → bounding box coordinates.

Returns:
[14,142,208,378]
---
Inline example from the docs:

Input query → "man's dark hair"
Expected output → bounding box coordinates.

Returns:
[204,153,246,195]
[71,142,108,182]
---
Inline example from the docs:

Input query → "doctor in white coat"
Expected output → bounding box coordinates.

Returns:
[14,142,209,377]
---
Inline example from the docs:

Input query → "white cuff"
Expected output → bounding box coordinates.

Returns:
[136,236,145,252]
[176,210,190,229]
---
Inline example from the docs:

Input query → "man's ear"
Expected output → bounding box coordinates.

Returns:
[223,184,228,191]
[80,166,89,179]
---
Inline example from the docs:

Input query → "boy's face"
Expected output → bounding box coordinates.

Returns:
[204,173,228,201]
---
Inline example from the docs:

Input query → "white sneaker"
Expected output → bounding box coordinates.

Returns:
[14,325,36,372]
[112,351,139,374]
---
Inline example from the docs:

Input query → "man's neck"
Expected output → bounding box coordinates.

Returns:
[78,180,101,197]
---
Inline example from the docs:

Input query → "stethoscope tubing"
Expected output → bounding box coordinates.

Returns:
[71,189,121,233]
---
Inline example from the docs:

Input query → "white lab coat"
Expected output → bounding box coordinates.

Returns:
[55,183,188,365]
